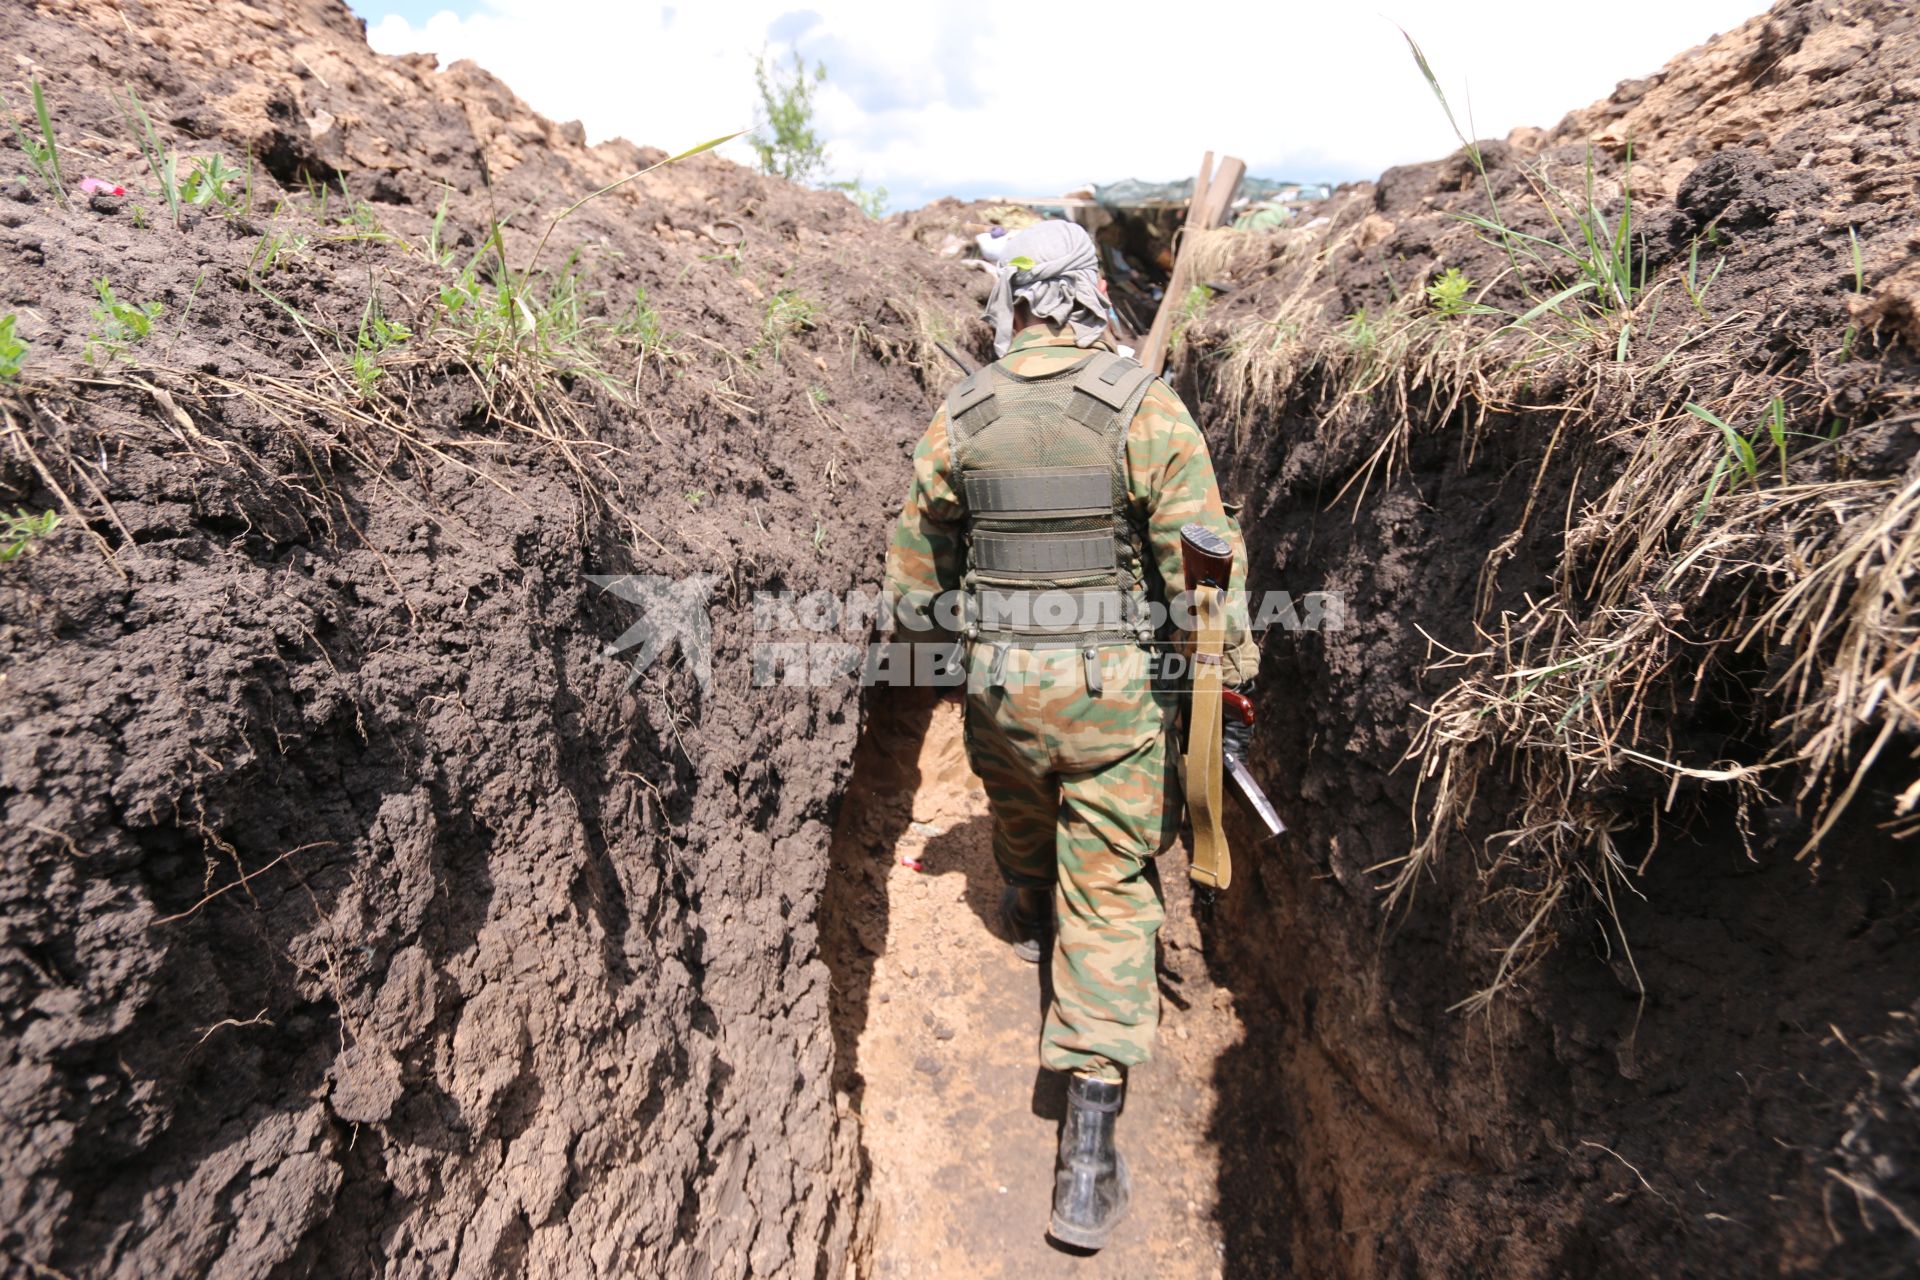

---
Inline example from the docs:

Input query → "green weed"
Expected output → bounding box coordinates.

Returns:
[0,314,26,380]
[1338,307,1378,353]
[331,198,403,246]
[828,176,888,218]
[1681,231,1725,319]
[120,88,182,228]
[181,154,246,209]
[684,489,707,508]
[424,190,458,267]
[1840,226,1866,361]
[1425,266,1475,317]
[612,285,674,363]
[757,290,818,364]
[1,509,60,562]
[1687,395,1813,523]
[1170,283,1213,355]
[1,79,66,203]
[350,295,412,398]
[87,277,163,364]
[1405,31,1647,353]
[250,230,312,275]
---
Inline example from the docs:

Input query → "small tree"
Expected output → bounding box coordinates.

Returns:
[750,50,828,186]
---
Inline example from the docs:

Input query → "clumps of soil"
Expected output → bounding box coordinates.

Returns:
[0,1,985,1275]
[1181,0,1920,1274]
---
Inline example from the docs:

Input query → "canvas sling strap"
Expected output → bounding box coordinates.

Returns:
[1184,581,1230,890]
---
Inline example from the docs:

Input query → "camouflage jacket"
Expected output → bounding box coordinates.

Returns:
[886,323,1259,686]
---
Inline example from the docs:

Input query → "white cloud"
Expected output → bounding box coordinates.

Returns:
[365,0,1766,210]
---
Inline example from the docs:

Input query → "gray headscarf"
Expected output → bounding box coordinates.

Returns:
[984,220,1108,358]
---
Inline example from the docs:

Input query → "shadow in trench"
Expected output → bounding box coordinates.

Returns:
[1199,822,1305,1278]
[820,684,940,1114]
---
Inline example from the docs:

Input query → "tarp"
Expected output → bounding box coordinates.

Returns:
[1090,177,1331,209]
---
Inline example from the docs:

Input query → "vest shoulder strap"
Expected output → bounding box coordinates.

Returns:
[944,367,999,430]
[1066,352,1153,428]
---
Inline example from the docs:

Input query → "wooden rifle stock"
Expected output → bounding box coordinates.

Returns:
[1180,523,1233,591]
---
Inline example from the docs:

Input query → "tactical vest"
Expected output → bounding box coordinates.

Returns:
[944,349,1160,677]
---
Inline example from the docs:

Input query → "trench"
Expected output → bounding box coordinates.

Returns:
[820,686,1287,1275]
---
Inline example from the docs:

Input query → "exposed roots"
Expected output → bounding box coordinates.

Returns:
[1198,197,1918,1000]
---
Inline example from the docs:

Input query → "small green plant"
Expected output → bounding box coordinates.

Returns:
[180,154,245,209]
[87,278,163,363]
[424,190,458,267]
[758,290,818,363]
[1,509,60,561]
[1170,283,1213,353]
[828,176,887,218]
[2,79,66,203]
[1338,307,1379,353]
[331,199,401,245]
[812,515,828,553]
[750,49,828,185]
[1839,225,1866,361]
[1687,395,1809,522]
[1425,266,1475,316]
[0,314,26,380]
[684,489,707,508]
[808,385,828,404]
[120,88,182,227]
[1680,231,1725,319]
[1405,32,1647,353]
[251,230,311,275]
[349,295,411,397]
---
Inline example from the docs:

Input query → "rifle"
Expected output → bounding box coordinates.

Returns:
[1179,523,1285,893]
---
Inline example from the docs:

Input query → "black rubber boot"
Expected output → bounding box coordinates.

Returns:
[999,885,1050,964]
[1049,1073,1131,1250]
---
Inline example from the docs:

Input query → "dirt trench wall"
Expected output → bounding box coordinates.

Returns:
[1183,1,1920,1275]
[0,2,978,1275]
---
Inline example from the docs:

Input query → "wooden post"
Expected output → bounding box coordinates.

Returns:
[1139,154,1246,378]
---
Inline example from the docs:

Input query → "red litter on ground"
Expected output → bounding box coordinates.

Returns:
[899,854,923,872]
[79,177,126,197]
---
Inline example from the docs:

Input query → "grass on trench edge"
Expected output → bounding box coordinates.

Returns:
[1189,36,1914,1013]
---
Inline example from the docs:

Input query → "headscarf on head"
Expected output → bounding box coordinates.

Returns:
[983,219,1108,358]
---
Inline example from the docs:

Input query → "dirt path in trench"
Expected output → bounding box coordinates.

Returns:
[825,689,1250,1278]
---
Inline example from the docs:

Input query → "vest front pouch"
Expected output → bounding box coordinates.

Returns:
[945,351,1158,654]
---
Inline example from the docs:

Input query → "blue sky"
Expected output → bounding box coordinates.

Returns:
[353,0,478,24]
[349,0,1767,213]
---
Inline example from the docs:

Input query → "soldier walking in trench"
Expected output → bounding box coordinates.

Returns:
[885,219,1257,1249]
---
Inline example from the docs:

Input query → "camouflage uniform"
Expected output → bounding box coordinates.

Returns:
[886,323,1257,1082]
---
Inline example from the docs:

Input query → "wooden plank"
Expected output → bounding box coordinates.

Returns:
[1139,152,1217,377]
[1198,156,1246,230]
[1140,153,1244,377]
[1189,151,1215,222]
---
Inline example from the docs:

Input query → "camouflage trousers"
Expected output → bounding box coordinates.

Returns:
[963,642,1180,1081]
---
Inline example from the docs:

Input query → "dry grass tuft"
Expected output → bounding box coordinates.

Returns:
[1196,158,1918,1002]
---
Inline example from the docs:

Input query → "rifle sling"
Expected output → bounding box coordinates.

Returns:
[1183,584,1231,891]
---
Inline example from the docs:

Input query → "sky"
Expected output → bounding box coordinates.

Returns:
[351,0,1766,212]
